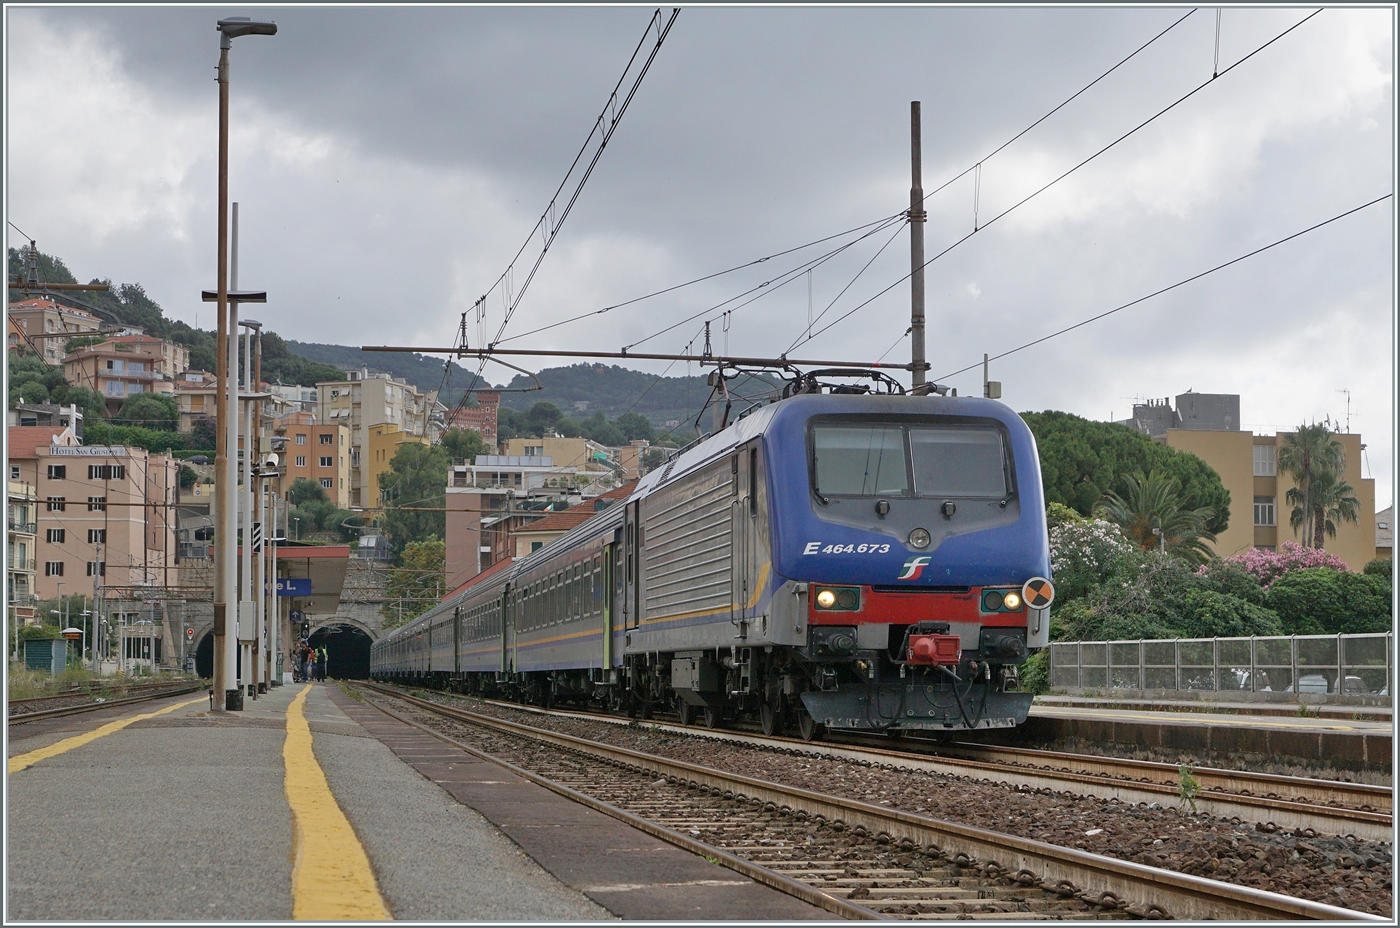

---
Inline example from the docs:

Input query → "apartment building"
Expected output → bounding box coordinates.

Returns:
[7,298,102,362]
[172,370,216,431]
[7,428,177,599]
[1119,392,1378,571]
[444,389,500,449]
[367,424,428,507]
[63,334,191,415]
[8,478,38,624]
[270,411,352,506]
[316,368,441,507]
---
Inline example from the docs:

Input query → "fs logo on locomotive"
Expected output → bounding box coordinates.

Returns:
[897,556,933,580]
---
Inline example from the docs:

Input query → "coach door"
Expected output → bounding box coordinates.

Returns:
[623,501,642,630]
[453,606,462,675]
[601,543,616,669]
[499,586,513,675]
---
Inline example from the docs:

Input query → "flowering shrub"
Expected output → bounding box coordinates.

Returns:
[1049,517,1136,602]
[1222,541,1350,588]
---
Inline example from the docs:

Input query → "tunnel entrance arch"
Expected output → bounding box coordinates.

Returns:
[308,623,374,679]
[194,632,214,679]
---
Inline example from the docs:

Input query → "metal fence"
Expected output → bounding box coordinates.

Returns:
[1049,633,1392,702]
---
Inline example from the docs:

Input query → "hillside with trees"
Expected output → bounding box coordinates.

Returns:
[7,247,343,386]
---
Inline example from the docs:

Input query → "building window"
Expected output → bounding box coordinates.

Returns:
[88,465,125,480]
[46,529,65,543]
[1253,444,1277,477]
[1379,521,1389,531]
[46,465,66,480]
[1253,496,1276,526]
[44,562,64,577]
[88,529,106,544]
[295,456,306,468]
[296,434,307,445]
[88,497,107,512]
[319,456,333,468]
[46,496,66,512]
[319,434,333,445]
[525,445,543,456]
[9,465,19,479]
[86,561,105,577]
[320,478,333,489]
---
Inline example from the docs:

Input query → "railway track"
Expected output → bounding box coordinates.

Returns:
[359,683,1380,921]
[8,681,205,724]
[465,697,1390,842]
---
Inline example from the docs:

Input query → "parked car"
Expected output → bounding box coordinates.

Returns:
[1285,674,1331,694]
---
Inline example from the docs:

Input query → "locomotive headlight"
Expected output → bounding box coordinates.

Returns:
[983,590,1004,610]
[815,589,837,609]
[1002,591,1022,611]
[908,527,931,549]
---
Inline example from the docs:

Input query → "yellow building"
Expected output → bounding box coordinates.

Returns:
[367,425,428,508]
[1122,392,1377,571]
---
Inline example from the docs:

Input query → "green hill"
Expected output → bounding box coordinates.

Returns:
[7,247,342,387]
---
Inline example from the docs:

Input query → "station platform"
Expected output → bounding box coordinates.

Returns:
[6,682,828,921]
[970,698,1393,771]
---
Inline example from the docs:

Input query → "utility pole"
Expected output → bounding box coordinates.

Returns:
[909,101,928,389]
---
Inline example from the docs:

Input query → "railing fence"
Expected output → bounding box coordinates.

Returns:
[1050,633,1392,703]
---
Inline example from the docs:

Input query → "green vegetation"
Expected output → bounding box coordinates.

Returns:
[1021,411,1231,535]
[381,538,446,628]
[287,478,362,542]
[378,442,450,559]
[1023,414,1391,695]
[1095,469,1218,565]
[1279,423,1358,549]
[8,246,344,388]
[113,392,179,430]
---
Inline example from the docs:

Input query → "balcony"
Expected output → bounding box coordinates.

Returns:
[8,554,37,572]
[8,519,37,535]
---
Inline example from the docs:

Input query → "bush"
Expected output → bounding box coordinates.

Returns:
[1264,568,1392,635]
[1224,541,1350,588]
[1048,516,1135,602]
[1362,558,1393,578]
[1020,650,1049,695]
[1194,560,1268,606]
[179,465,198,489]
[1175,590,1283,638]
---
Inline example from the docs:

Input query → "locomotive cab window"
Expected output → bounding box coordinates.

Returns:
[811,421,1011,499]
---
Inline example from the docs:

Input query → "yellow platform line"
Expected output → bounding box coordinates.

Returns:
[8,695,206,774]
[283,684,391,921]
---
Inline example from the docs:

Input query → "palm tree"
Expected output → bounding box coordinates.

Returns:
[1095,469,1218,565]
[1311,469,1361,545]
[1279,423,1347,548]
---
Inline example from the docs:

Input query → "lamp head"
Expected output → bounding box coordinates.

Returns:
[218,17,277,48]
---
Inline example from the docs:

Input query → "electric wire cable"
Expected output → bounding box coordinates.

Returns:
[491,8,1198,357]
[794,8,1324,349]
[933,193,1392,381]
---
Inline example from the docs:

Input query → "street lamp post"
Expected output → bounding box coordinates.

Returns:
[211,16,276,712]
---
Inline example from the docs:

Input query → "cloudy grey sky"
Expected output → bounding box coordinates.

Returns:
[6,5,1394,508]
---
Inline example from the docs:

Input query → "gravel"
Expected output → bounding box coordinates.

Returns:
[394,689,1393,918]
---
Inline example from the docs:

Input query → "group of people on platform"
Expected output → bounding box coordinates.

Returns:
[294,642,328,683]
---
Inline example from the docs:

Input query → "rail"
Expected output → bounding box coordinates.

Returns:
[8,681,204,723]
[362,684,1381,921]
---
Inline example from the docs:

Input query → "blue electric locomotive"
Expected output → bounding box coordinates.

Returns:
[372,387,1053,739]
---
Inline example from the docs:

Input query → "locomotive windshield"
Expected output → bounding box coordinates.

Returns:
[812,423,1008,499]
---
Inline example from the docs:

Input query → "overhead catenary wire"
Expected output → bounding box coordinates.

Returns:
[472,9,679,366]
[794,8,1324,349]
[933,194,1392,382]
[624,214,906,353]
[493,8,1199,359]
